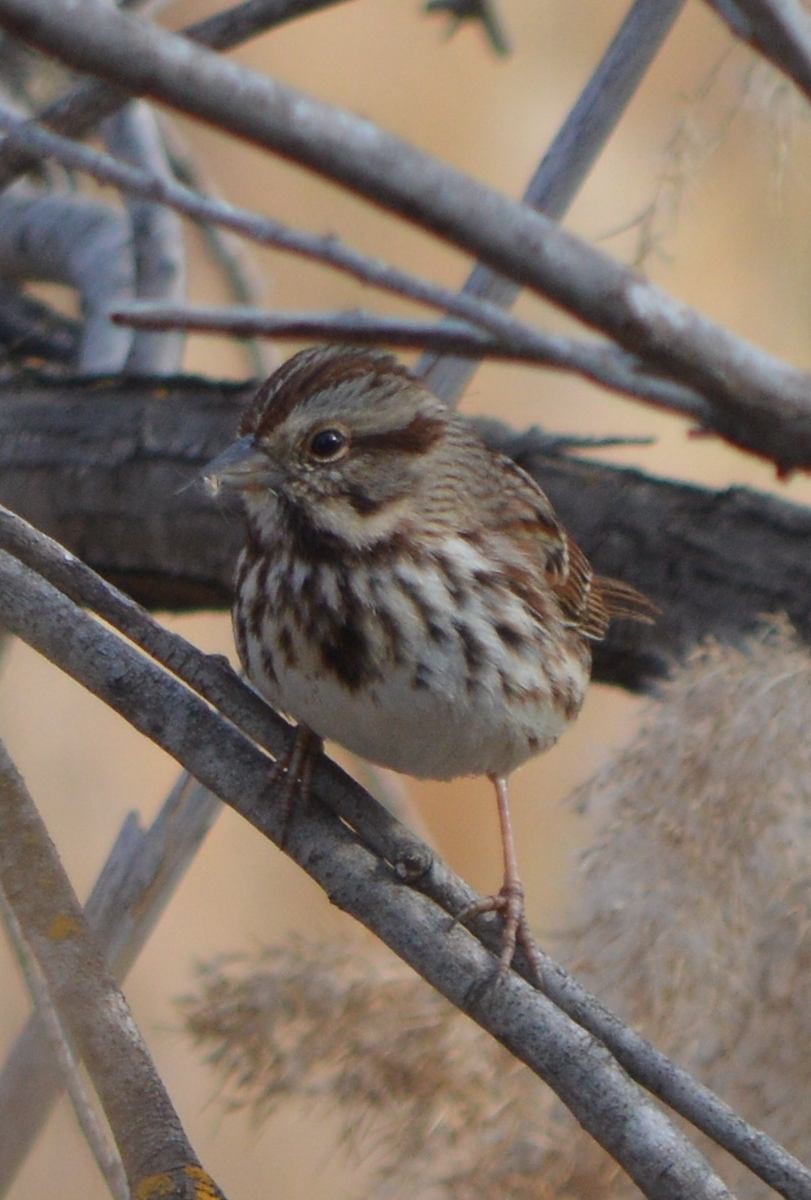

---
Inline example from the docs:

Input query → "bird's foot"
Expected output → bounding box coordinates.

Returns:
[457,882,544,983]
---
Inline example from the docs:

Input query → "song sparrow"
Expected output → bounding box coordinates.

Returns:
[206,346,654,971]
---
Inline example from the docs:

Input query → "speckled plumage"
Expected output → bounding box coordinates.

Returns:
[209,345,654,970]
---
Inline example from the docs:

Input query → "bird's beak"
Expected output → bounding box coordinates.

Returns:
[202,436,282,495]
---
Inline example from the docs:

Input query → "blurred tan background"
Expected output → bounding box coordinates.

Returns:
[3,1,811,1195]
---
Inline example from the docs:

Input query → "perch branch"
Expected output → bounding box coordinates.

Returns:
[0,549,741,1200]
[0,513,810,1198]
[3,374,811,689]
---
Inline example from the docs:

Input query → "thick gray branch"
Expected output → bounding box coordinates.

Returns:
[2,0,811,468]
[0,189,134,371]
[0,775,221,1193]
[0,737,223,1197]
[0,551,736,1200]
[1,506,808,1198]
[1,373,810,689]
[0,0,354,191]
[706,0,811,101]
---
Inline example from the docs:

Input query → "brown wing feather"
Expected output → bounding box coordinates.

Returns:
[476,446,657,640]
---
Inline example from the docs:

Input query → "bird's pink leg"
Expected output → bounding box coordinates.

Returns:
[458,774,541,977]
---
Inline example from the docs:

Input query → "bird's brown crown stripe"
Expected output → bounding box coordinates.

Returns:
[240,348,412,438]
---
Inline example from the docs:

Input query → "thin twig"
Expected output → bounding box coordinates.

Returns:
[109,300,709,418]
[0,105,710,427]
[418,0,687,403]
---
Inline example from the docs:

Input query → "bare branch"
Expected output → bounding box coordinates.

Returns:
[109,300,709,418]
[0,0,354,190]
[0,773,221,1194]
[0,735,226,1198]
[2,0,810,468]
[418,0,687,403]
[102,101,186,373]
[0,896,129,1200]
[0,548,741,1200]
[0,107,598,366]
[1,509,810,1199]
[0,189,134,371]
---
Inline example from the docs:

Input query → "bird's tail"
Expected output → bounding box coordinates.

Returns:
[596,575,658,625]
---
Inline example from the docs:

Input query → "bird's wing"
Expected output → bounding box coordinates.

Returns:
[486,453,655,639]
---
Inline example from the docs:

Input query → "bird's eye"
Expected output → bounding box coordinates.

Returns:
[307,427,349,462]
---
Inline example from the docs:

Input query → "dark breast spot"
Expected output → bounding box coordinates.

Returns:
[278,625,297,668]
[412,662,432,689]
[551,680,582,722]
[495,622,527,650]
[320,614,382,692]
[434,552,467,606]
[396,573,440,634]
[453,618,486,693]
[261,648,279,686]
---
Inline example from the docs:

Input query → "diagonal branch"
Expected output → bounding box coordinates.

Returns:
[418,0,686,403]
[2,0,811,468]
[0,548,740,1200]
[1,106,802,470]
[0,736,226,1198]
[109,300,709,420]
[0,774,221,1194]
[0,0,354,190]
[706,0,811,101]
[0,508,810,1199]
